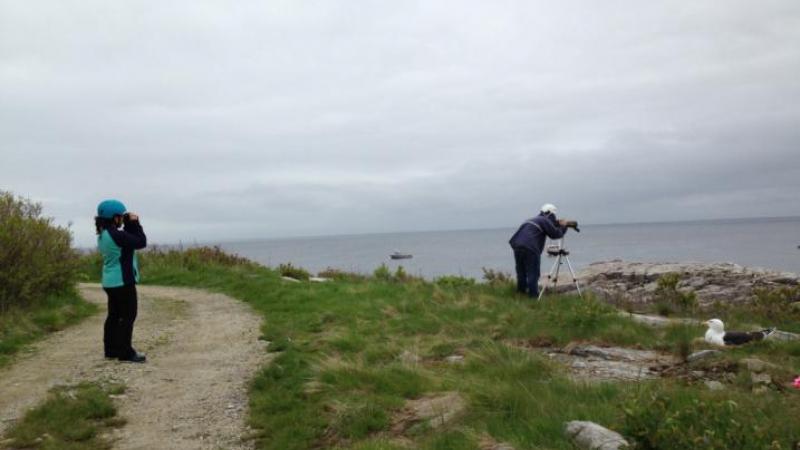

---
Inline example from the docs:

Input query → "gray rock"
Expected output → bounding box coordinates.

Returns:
[444,355,465,364]
[550,345,677,382]
[704,380,725,391]
[741,358,777,373]
[281,276,301,283]
[309,277,330,283]
[393,392,466,433]
[750,372,772,385]
[767,330,800,342]
[399,350,420,365]
[565,421,629,450]
[687,350,722,363]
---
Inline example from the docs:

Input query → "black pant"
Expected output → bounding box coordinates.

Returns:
[513,248,541,298]
[103,284,138,358]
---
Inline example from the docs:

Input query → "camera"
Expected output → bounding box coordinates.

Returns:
[565,220,580,232]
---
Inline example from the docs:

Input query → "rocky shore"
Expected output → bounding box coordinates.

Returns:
[577,260,799,307]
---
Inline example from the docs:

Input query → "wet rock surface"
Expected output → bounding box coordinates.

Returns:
[578,261,799,307]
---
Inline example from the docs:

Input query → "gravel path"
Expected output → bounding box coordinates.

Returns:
[0,283,269,449]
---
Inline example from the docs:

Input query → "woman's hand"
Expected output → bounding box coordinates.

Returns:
[126,213,139,222]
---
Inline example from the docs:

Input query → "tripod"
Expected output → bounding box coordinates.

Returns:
[537,235,582,300]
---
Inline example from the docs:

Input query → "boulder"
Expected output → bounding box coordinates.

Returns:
[704,380,725,391]
[750,372,772,385]
[565,421,629,450]
[740,358,777,373]
[687,350,722,363]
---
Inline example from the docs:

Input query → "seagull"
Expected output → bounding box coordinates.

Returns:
[704,318,775,346]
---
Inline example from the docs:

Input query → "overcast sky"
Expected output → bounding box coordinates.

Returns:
[2,1,799,247]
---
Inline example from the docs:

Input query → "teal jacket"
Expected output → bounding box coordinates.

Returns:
[97,220,147,288]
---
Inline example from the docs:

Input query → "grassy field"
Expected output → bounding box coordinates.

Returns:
[0,290,97,369]
[1,382,125,450]
[72,247,800,450]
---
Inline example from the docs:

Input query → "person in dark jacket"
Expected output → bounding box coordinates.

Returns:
[509,203,569,298]
[95,199,147,363]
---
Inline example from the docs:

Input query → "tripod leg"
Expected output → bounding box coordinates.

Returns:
[539,257,560,301]
[565,256,583,298]
[552,255,562,290]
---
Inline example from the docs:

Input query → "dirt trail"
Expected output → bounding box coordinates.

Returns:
[0,284,269,449]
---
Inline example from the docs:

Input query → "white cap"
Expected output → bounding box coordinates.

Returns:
[540,203,557,214]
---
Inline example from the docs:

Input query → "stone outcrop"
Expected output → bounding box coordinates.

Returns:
[578,260,799,307]
[565,421,629,450]
[542,344,678,382]
[391,392,466,434]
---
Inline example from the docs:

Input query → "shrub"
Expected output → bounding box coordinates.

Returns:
[0,191,78,311]
[317,267,367,282]
[373,263,391,281]
[435,275,476,289]
[279,262,310,281]
[654,273,697,314]
[751,286,800,321]
[623,391,790,449]
[482,267,513,286]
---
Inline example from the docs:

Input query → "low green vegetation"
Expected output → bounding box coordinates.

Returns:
[1,382,125,450]
[74,247,800,450]
[0,290,96,368]
[0,191,96,367]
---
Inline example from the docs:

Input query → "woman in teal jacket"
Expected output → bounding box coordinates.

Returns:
[95,199,147,363]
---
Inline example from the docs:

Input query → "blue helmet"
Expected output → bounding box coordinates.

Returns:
[97,199,127,219]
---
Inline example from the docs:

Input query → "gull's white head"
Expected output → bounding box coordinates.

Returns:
[705,319,725,333]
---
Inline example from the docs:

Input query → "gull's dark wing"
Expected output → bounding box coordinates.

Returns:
[723,331,763,345]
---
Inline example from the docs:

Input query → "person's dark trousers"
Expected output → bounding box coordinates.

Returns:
[103,284,138,359]
[513,248,541,298]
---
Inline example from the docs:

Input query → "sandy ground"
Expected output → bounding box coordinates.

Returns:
[0,284,270,449]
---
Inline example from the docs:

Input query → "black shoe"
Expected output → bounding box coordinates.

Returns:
[119,352,146,363]
[105,353,118,359]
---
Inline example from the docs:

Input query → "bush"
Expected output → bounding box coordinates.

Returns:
[435,275,476,289]
[317,267,368,282]
[654,273,697,314]
[751,286,800,321]
[279,262,311,281]
[0,191,78,311]
[623,391,790,449]
[373,264,391,281]
[482,267,513,286]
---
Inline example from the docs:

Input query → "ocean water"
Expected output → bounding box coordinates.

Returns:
[216,217,800,279]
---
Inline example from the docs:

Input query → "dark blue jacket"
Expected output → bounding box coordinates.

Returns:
[509,213,566,254]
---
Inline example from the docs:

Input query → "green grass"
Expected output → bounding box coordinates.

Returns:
[76,249,800,449]
[1,382,125,450]
[0,289,97,368]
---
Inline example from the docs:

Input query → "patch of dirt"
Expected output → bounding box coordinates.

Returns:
[0,284,269,449]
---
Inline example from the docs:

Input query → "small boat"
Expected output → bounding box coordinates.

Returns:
[390,251,413,260]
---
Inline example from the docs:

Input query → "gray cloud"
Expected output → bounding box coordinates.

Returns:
[1,0,799,247]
